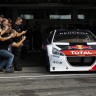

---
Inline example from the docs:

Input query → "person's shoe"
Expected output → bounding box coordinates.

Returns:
[5,70,14,73]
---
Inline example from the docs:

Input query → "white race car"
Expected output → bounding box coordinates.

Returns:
[42,29,96,72]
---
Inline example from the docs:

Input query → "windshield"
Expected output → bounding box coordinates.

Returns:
[53,31,96,43]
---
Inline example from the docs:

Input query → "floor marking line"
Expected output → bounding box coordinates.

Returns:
[0,74,96,79]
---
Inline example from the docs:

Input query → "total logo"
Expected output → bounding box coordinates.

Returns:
[70,51,92,55]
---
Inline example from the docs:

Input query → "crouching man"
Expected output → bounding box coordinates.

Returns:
[0,29,26,73]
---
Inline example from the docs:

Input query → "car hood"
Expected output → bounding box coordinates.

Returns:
[53,42,96,50]
[53,42,96,56]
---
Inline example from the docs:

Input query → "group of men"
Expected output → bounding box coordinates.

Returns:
[0,16,26,73]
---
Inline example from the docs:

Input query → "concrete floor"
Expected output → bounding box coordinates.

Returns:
[0,67,96,96]
[0,52,96,96]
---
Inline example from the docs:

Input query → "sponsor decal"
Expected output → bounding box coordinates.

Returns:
[69,45,91,50]
[52,55,60,58]
[53,61,62,64]
[70,51,92,55]
[61,50,96,56]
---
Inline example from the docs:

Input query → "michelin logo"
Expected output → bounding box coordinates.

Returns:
[53,61,62,64]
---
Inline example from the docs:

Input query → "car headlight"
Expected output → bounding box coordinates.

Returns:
[52,48,64,56]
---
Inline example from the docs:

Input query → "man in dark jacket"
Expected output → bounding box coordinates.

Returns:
[12,17,26,71]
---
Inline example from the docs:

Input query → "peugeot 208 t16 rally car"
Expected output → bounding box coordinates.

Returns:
[42,29,96,72]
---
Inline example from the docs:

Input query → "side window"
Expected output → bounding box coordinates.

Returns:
[47,31,54,44]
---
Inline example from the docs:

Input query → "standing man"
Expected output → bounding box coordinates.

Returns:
[13,17,26,71]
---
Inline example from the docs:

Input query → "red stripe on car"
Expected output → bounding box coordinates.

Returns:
[61,50,96,56]
[90,65,96,71]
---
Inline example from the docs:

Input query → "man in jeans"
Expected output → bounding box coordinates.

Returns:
[0,29,26,73]
[0,18,14,73]
[0,50,14,73]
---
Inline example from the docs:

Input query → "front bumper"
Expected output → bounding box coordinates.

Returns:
[49,55,96,72]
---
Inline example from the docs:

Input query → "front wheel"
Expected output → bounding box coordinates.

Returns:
[45,55,50,72]
[41,50,50,72]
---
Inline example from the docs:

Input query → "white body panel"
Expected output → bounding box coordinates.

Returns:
[43,30,96,72]
[47,43,96,72]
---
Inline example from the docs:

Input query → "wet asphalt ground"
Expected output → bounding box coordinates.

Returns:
[0,52,96,96]
[0,67,96,96]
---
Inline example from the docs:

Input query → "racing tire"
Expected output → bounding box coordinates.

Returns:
[45,55,50,72]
